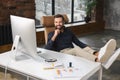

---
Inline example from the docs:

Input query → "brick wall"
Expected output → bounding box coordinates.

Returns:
[0,0,35,25]
[0,0,35,46]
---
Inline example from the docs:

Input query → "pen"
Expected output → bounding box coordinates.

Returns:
[43,67,54,70]
[52,62,54,67]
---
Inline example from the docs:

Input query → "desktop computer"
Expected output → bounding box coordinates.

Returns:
[10,15,39,59]
[10,15,57,62]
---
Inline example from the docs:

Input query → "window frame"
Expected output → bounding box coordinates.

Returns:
[52,0,85,23]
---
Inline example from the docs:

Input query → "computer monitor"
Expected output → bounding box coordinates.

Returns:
[10,15,57,62]
[10,15,38,59]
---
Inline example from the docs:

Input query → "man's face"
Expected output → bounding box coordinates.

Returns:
[54,17,64,30]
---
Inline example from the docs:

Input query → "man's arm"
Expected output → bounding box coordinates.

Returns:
[72,33,96,54]
[72,33,87,48]
[44,32,54,50]
[45,29,60,50]
[51,29,60,41]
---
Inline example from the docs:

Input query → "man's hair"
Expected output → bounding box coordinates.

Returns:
[54,14,65,21]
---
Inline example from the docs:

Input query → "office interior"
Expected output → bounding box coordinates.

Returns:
[0,0,120,80]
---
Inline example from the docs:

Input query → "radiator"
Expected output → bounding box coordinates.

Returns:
[0,24,12,45]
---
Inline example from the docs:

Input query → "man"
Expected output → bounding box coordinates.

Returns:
[45,14,116,62]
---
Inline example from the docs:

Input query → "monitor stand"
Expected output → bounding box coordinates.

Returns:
[11,35,57,62]
[11,35,20,51]
[11,35,30,61]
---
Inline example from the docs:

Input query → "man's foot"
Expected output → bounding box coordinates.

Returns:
[98,39,116,62]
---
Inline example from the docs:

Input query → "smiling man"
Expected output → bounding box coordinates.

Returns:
[45,14,116,62]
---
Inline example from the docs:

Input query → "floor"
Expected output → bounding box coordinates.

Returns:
[79,29,120,80]
[0,29,120,80]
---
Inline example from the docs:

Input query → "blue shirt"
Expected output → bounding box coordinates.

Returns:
[45,28,87,52]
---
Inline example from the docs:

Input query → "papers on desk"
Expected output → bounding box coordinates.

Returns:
[42,62,81,78]
[42,62,83,79]
[54,68,82,78]
[42,62,64,70]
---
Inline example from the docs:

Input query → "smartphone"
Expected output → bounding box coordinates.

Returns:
[45,58,57,62]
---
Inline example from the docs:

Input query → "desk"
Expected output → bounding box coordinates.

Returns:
[0,48,102,80]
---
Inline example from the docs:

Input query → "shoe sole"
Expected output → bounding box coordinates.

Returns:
[100,39,116,62]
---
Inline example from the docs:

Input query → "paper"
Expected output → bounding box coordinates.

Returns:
[55,68,82,78]
[43,62,64,70]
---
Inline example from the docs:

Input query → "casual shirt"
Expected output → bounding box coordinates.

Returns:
[45,28,87,52]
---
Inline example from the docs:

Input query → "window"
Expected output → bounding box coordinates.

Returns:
[35,0,95,26]
[55,0,72,22]
[35,0,52,20]
[73,0,86,22]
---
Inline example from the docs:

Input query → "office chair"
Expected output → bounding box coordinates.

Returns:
[41,14,69,44]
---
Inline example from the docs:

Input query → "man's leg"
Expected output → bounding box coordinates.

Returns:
[98,39,116,62]
[60,48,76,55]
[60,46,97,62]
[83,46,97,55]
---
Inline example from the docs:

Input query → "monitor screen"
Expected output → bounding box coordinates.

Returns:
[10,15,38,59]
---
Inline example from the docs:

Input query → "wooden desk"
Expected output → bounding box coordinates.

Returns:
[0,48,102,80]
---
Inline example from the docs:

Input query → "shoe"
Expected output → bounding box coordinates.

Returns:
[98,39,116,62]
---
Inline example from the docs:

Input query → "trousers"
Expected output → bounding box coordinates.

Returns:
[60,46,97,61]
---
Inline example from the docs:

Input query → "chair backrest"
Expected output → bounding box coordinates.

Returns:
[41,14,69,44]
[102,48,120,69]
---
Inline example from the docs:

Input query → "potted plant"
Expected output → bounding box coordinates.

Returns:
[84,0,97,23]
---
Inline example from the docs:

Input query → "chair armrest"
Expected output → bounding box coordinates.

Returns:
[102,48,120,69]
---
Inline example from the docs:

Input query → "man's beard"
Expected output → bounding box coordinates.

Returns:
[55,25,64,30]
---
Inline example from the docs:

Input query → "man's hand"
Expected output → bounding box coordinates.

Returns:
[54,29,61,37]
[51,29,60,41]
